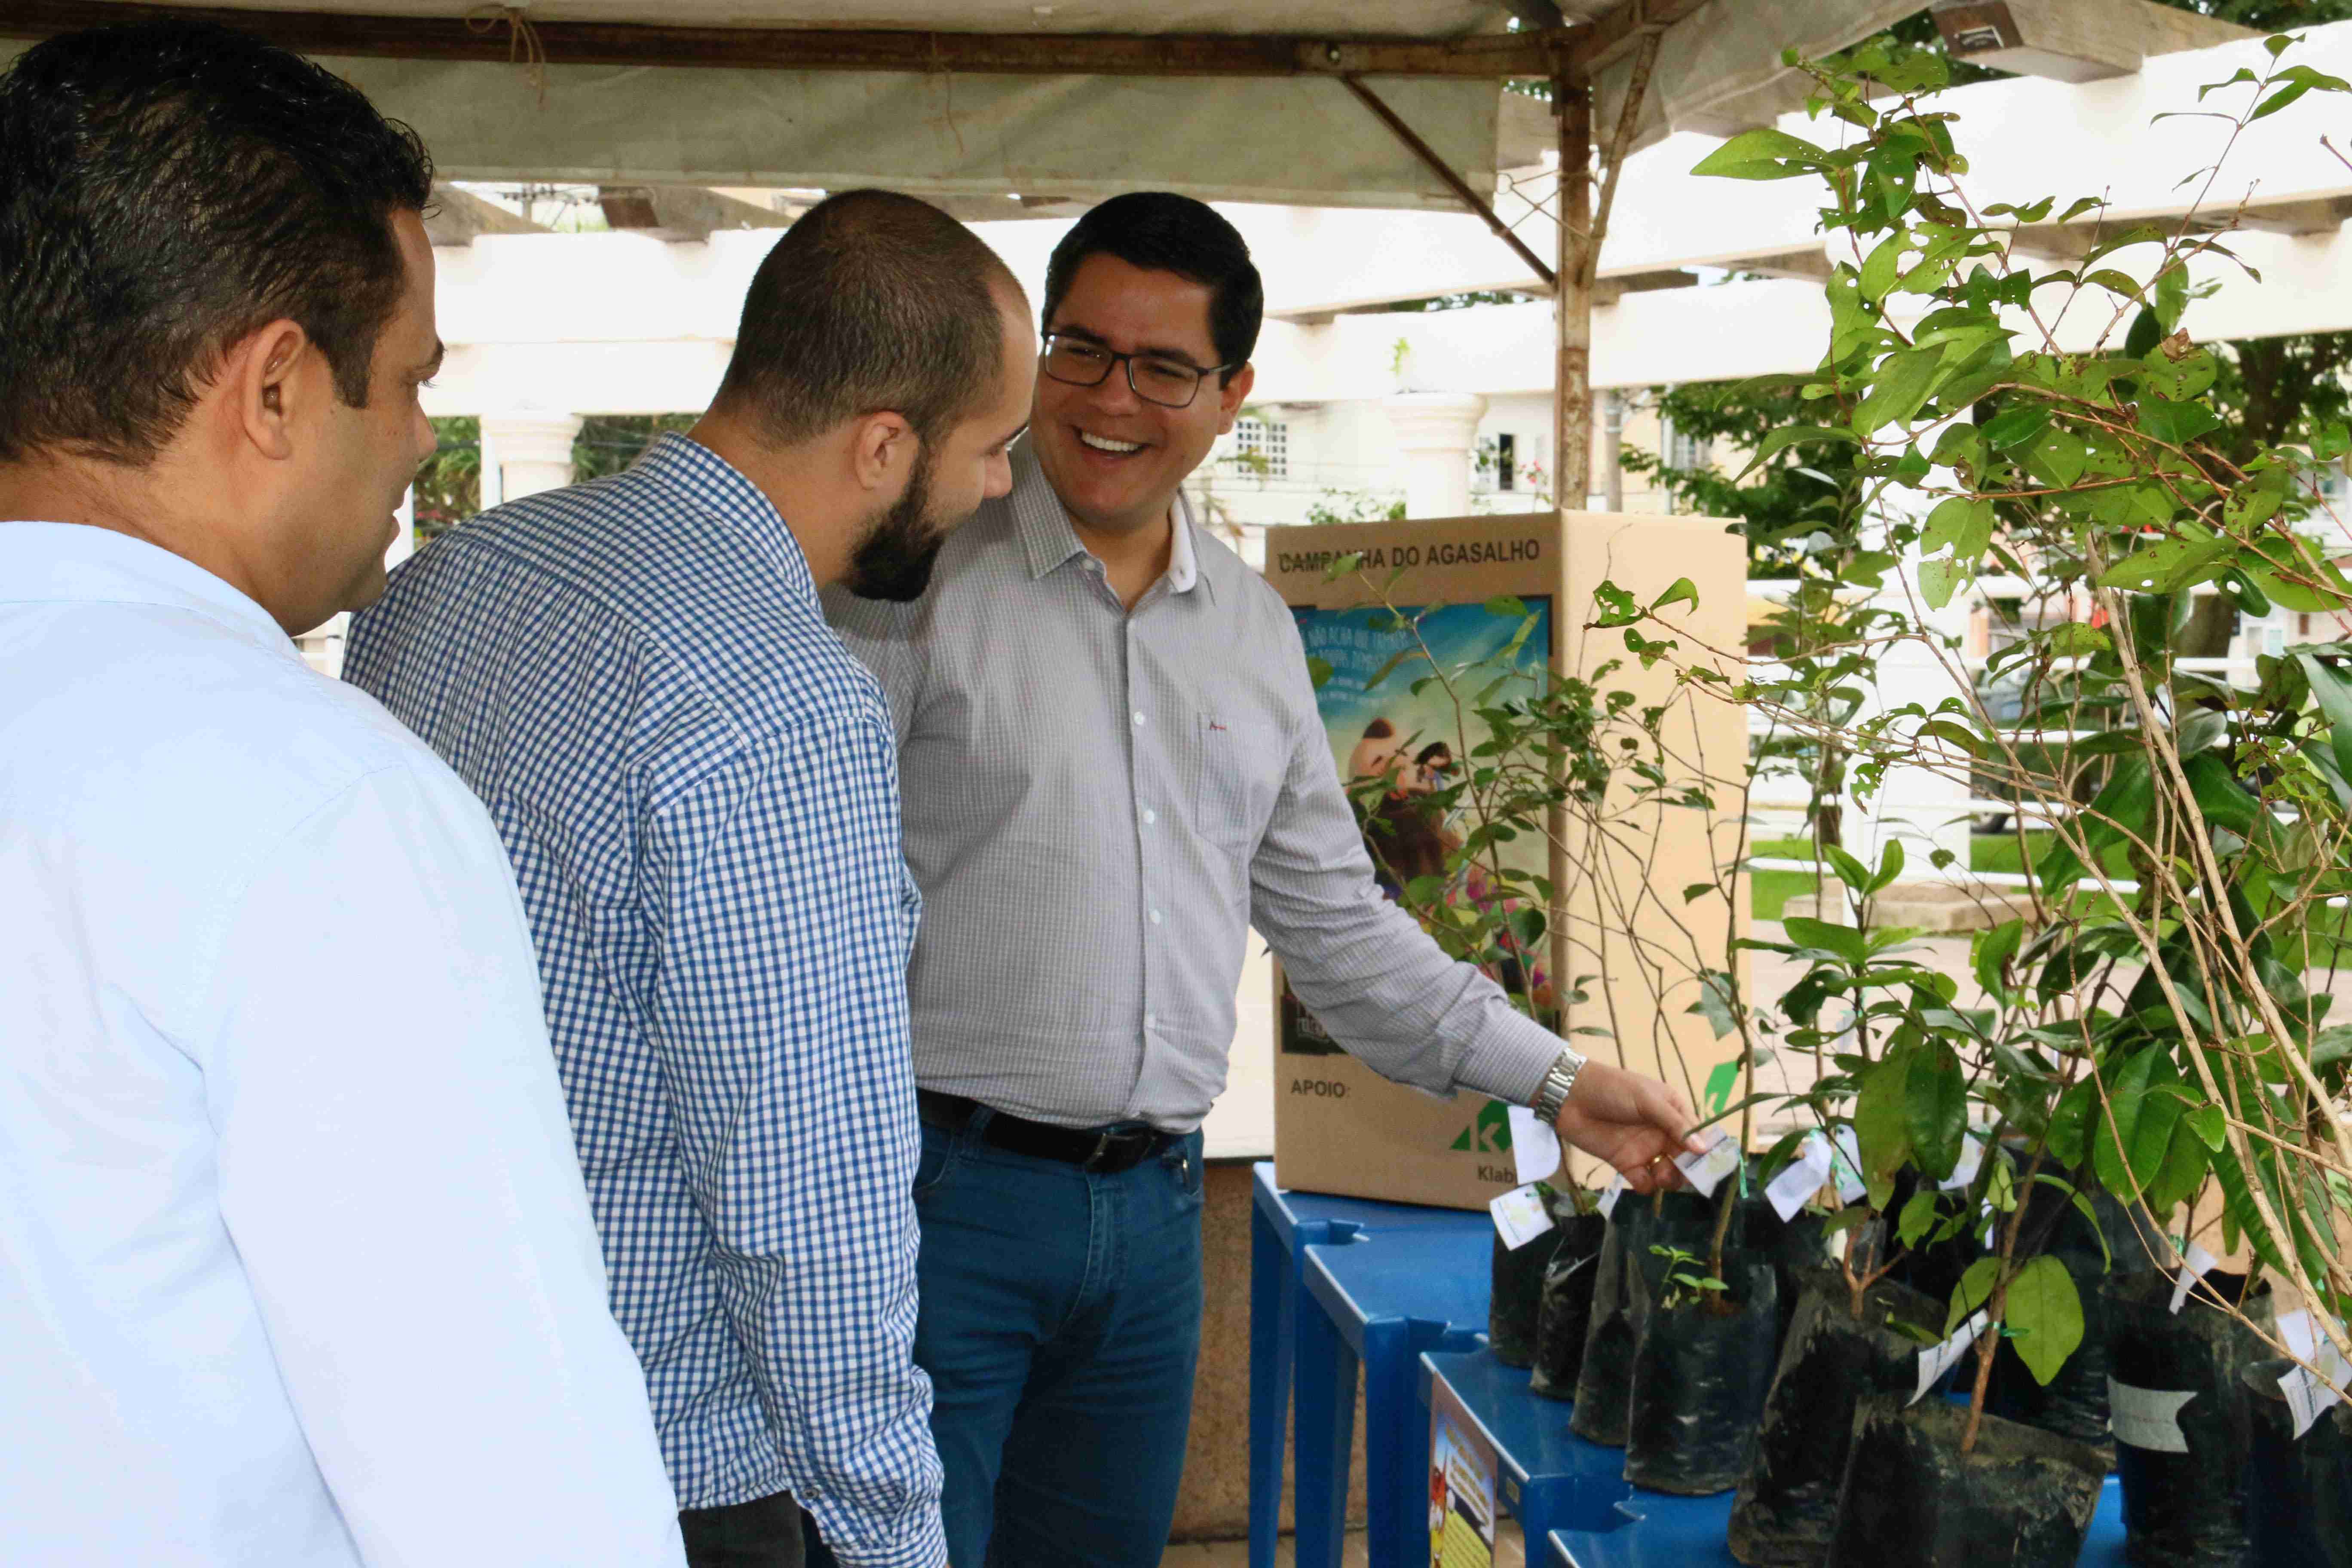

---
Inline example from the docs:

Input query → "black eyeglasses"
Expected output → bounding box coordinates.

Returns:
[1039,332,1236,410]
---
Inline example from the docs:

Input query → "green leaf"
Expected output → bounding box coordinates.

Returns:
[2296,652,2352,793]
[1984,404,2050,450]
[1906,1040,1969,1183]
[1947,1256,2003,1336]
[1653,577,1700,616]
[1826,844,1873,894]
[1871,838,1907,894]
[2006,1255,2086,1386]
[2092,1047,2190,1205]
[1483,595,1528,619]
[1305,655,1334,689]
[1692,126,1831,181]
[2097,535,2235,594]
[1920,496,1995,560]
[1919,557,1960,609]
[2141,398,2222,447]
[1898,1188,1942,1247]
[1855,346,1946,435]
[2047,1076,2098,1167]
[1857,1053,1915,1209]
[1974,919,2024,999]
[2185,1103,2228,1152]
[1783,916,1869,965]
[1861,231,1908,303]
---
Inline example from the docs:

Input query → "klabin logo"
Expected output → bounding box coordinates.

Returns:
[1449,1099,1513,1154]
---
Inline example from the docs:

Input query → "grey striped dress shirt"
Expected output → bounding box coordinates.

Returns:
[824,443,1563,1133]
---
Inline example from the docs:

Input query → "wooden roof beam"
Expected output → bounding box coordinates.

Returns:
[0,0,1564,79]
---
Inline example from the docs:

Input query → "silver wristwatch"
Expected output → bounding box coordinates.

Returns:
[1529,1047,1587,1126]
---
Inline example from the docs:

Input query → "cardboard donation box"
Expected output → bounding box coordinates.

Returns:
[1266,511,1750,1211]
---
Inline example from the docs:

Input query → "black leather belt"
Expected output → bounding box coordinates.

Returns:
[916,1090,1180,1175]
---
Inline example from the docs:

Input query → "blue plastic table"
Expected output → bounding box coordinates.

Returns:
[1541,1480,2129,1565]
[1410,1345,2134,1567]
[1248,1164,1491,1568]
[1297,1223,1494,1568]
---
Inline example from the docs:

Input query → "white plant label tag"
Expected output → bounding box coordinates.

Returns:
[1597,1173,1628,1220]
[1675,1127,1741,1199]
[1507,1105,1563,1188]
[1830,1127,1868,1203]
[1911,1310,1991,1406]
[1937,1133,1986,1193]
[2272,1311,2352,1439]
[1489,1183,1556,1251]
[2280,1363,2343,1440]
[2169,1241,2219,1315]
[1765,1132,1835,1222]
[2107,1378,2196,1454]
[2280,1310,2318,1363]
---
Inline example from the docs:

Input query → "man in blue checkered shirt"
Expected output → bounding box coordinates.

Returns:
[345,192,1035,1568]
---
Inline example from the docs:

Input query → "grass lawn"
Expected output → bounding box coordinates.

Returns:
[1749,833,2352,975]
[1746,830,2136,923]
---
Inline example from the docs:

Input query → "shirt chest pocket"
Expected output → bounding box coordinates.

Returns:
[1192,714,1275,860]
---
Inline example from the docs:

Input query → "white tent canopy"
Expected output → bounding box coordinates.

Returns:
[0,0,1916,206]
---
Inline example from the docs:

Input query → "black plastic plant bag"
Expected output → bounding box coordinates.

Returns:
[2241,1358,2352,1568]
[1988,1174,2154,1459]
[2109,1269,2271,1568]
[1571,1188,1715,1445]
[1622,1246,1780,1495]
[1489,1189,1571,1369]
[1826,1393,2106,1568]
[1529,1210,1608,1399]
[1729,1267,1944,1565]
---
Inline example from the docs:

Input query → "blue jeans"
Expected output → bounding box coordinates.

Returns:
[909,1114,1207,1568]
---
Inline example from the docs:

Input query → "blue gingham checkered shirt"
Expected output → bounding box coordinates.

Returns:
[343,435,945,1568]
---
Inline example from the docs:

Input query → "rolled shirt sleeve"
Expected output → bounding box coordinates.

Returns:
[640,716,945,1568]
[201,763,686,1568]
[1247,619,1565,1110]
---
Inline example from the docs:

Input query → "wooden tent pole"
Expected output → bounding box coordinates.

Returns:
[1554,68,1592,511]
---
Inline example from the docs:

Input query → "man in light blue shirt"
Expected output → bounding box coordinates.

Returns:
[0,20,684,1567]
[346,191,1036,1568]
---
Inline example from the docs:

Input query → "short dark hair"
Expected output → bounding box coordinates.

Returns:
[1041,193,1263,383]
[0,19,434,465]
[714,189,1020,448]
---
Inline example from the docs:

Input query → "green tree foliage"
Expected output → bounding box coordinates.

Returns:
[1624,0,2352,580]
[409,413,697,545]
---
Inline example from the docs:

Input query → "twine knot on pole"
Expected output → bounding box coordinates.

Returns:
[466,5,549,110]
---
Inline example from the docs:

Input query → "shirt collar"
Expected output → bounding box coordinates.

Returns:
[0,521,295,657]
[1008,442,1216,604]
[635,433,818,608]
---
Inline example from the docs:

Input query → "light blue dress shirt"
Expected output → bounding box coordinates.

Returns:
[0,523,684,1567]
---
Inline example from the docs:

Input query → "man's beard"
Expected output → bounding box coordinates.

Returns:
[843,448,947,603]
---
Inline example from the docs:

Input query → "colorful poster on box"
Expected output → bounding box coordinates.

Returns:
[1281,594,1554,1063]
[1430,1376,1500,1568]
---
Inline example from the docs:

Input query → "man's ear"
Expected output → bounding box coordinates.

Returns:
[228,319,313,462]
[1214,363,1256,435]
[848,410,918,493]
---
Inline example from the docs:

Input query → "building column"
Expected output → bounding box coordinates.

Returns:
[481,410,583,502]
[1847,488,1976,882]
[1382,392,1487,518]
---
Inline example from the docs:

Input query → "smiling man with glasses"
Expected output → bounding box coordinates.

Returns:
[824,191,1702,1568]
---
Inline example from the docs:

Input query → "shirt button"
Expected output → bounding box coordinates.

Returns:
[1150,909,1164,926]
[1143,808,1158,826]
[1145,1013,1158,1030]
[1132,710,1146,727]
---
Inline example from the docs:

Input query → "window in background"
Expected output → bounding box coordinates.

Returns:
[1496,432,1518,491]
[1664,419,1713,472]
[1232,416,1289,478]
